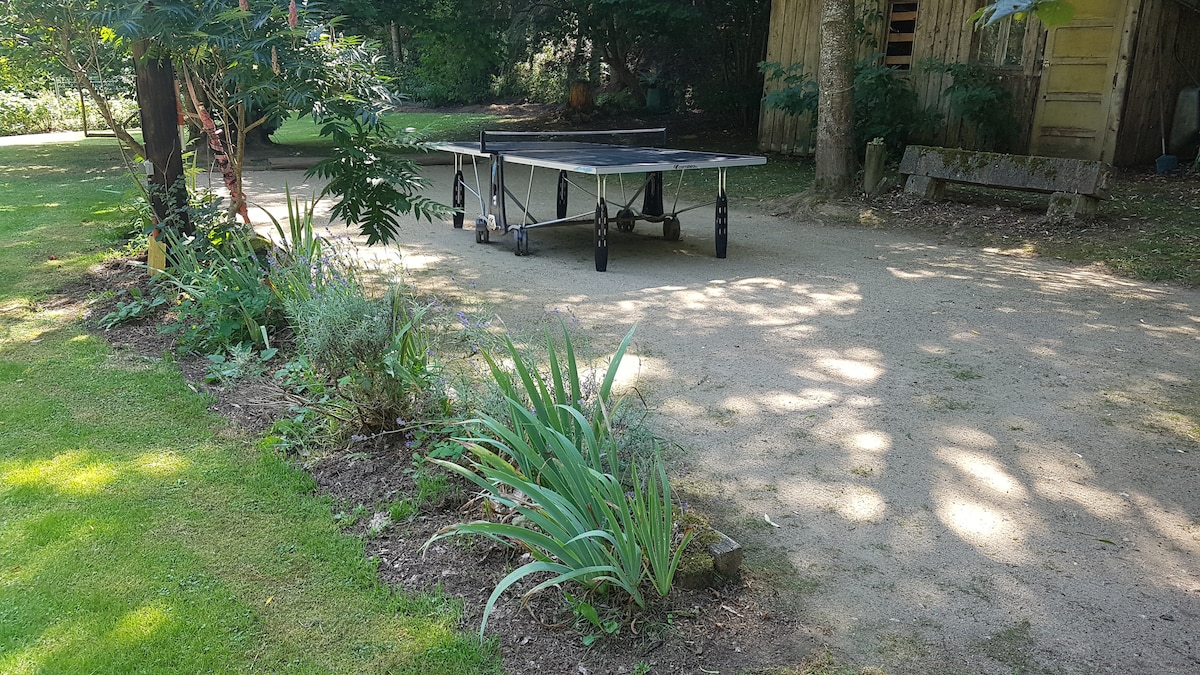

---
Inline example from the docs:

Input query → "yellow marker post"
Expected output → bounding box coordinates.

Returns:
[147,228,167,276]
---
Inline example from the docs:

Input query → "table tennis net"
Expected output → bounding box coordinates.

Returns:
[478,128,668,152]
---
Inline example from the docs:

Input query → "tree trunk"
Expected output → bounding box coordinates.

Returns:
[568,81,595,113]
[601,42,645,108]
[389,22,402,63]
[815,0,856,192]
[132,39,190,235]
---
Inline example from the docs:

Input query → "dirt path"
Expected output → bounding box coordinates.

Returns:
[245,165,1200,674]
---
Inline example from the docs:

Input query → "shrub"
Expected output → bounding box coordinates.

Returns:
[760,61,819,122]
[479,323,658,485]
[920,59,1017,152]
[853,60,941,158]
[482,325,633,464]
[427,326,694,639]
[150,191,325,358]
[595,90,639,115]
[0,91,55,135]
[761,57,942,158]
[0,90,138,136]
[286,280,446,432]
[491,45,571,104]
[428,408,694,639]
[157,225,282,355]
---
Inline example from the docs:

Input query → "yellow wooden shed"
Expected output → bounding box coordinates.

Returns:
[758,0,1200,167]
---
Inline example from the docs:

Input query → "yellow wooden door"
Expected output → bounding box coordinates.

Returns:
[1029,0,1139,161]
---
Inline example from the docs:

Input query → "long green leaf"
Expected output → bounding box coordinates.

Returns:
[598,325,637,403]
[477,560,569,639]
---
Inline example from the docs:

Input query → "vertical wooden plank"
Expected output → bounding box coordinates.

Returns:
[760,0,791,152]
[1114,0,1158,164]
[1107,0,1140,162]
[781,0,804,153]
[922,0,946,119]
[798,0,821,153]
[1112,0,1200,166]
[1012,21,1048,153]
[759,0,778,151]
[920,0,951,144]
[946,0,976,146]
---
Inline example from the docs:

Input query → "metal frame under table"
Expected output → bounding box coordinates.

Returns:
[435,128,766,272]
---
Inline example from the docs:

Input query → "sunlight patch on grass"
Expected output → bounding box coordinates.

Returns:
[2,451,118,496]
[134,451,190,477]
[110,599,172,644]
[0,311,75,348]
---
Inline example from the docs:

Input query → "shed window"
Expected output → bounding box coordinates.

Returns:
[885,1,919,70]
[976,16,1027,67]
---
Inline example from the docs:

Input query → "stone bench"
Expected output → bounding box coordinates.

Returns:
[899,145,1112,219]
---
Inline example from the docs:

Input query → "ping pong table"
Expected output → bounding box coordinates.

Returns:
[436,128,766,271]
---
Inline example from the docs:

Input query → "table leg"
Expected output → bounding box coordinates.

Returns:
[643,171,663,217]
[595,194,609,272]
[515,228,529,256]
[715,168,728,259]
[490,156,507,233]
[452,156,465,229]
[556,170,569,220]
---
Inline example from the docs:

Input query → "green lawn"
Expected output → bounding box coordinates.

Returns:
[0,137,496,673]
[270,112,501,153]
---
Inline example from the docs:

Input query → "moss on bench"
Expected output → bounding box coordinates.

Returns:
[898,145,1113,219]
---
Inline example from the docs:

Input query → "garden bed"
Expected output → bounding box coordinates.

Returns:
[82,260,832,675]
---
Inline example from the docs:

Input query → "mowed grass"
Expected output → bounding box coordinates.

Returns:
[0,137,495,673]
[271,111,501,153]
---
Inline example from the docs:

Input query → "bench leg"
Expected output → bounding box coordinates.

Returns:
[904,175,945,200]
[1047,192,1098,221]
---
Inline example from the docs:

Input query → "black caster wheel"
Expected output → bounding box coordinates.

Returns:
[663,215,681,241]
[615,208,636,232]
[475,218,490,243]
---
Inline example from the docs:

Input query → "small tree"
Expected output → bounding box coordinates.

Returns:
[6,0,146,155]
[103,0,446,244]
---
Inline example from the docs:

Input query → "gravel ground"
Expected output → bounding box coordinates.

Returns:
[243,163,1200,674]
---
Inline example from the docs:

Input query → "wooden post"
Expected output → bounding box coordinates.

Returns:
[147,228,167,276]
[863,138,886,195]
